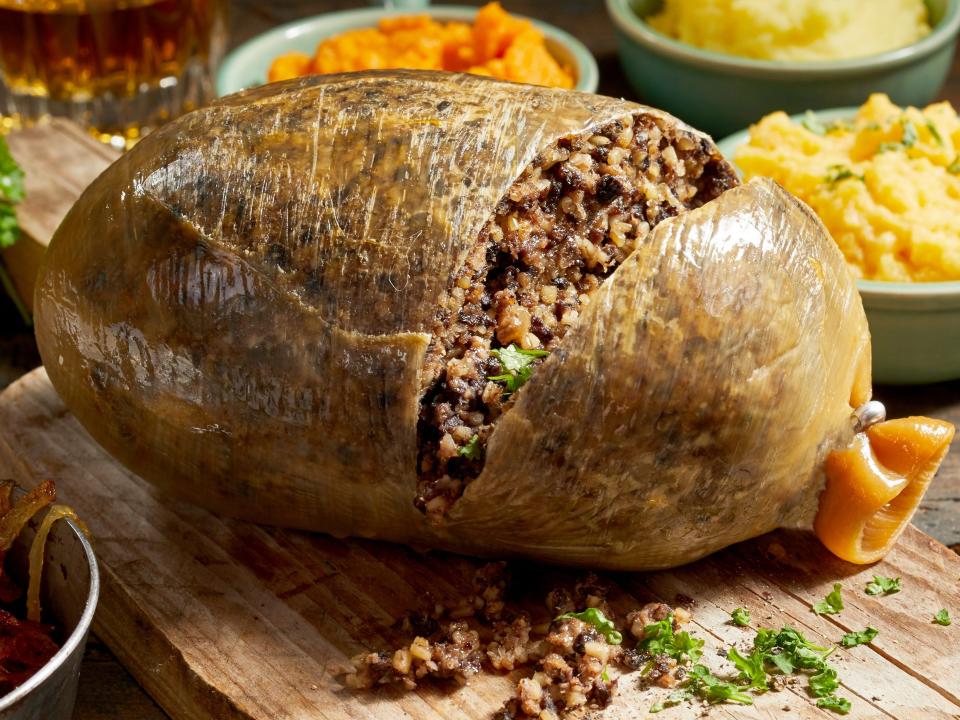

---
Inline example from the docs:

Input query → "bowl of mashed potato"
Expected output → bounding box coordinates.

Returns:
[716,94,960,384]
[606,0,960,136]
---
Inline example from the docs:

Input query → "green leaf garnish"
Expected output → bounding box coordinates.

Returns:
[457,434,482,461]
[0,136,25,205]
[865,575,901,596]
[877,141,905,154]
[926,119,944,145]
[840,627,878,647]
[817,695,852,714]
[947,156,960,174]
[802,110,827,136]
[809,666,840,696]
[933,608,951,626]
[824,165,864,187]
[726,646,767,691]
[488,344,549,395]
[640,614,703,664]
[687,664,753,705]
[649,688,691,713]
[813,583,844,615]
[901,117,918,147]
[730,607,751,627]
[0,136,24,250]
[556,607,622,645]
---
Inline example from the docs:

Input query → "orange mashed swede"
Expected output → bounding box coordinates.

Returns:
[267,2,575,89]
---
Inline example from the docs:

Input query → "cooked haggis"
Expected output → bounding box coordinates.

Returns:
[36,69,953,571]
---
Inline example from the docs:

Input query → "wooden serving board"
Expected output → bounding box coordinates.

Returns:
[2,119,119,313]
[0,369,958,720]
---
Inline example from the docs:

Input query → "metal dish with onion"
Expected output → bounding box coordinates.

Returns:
[716,107,960,385]
[0,491,98,720]
[217,5,599,97]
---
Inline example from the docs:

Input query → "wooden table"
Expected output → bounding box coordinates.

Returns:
[0,1,956,717]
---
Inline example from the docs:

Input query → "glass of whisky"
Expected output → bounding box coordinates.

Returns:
[0,0,228,149]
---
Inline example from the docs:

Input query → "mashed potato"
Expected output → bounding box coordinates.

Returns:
[735,94,960,282]
[647,0,930,62]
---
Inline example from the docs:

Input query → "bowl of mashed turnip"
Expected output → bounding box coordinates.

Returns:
[607,0,960,136]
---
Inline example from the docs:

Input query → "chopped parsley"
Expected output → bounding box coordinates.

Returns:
[556,608,622,645]
[801,111,851,136]
[649,689,690,713]
[865,575,901,596]
[926,119,944,145]
[900,117,918,147]
[877,141,905,154]
[840,627,878,647]
[817,695,852,714]
[948,156,960,174]
[640,614,703,664]
[813,583,844,615]
[802,110,827,136]
[0,135,24,250]
[687,664,753,705]
[824,165,864,187]
[727,646,767,691]
[933,609,951,626]
[458,434,482,461]
[488,344,549,395]
[730,607,751,627]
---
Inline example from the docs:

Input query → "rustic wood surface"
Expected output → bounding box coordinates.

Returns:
[0,1,956,718]
[1,368,959,720]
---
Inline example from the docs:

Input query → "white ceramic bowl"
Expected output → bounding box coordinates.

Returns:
[717,108,960,385]
[217,5,599,97]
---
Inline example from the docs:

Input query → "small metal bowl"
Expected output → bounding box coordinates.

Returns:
[0,503,99,719]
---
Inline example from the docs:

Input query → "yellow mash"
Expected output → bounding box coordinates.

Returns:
[735,94,960,282]
[646,0,930,62]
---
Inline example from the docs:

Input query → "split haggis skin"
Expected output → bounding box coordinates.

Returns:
[416,113,736,517]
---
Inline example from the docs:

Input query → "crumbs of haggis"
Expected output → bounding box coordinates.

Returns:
[340,563,693,719]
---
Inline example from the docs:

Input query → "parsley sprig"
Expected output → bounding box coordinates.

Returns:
[865,575,901,596]
[840,627,878,647]
[730,607,751,627]
[488,344,549,395]
[824,165,864,187]
[640,614,703,664]
[933,608,951,626]
[813,583,844,615]
[458,434,482,461]
[0,135,25,250]
[556,607,623,645]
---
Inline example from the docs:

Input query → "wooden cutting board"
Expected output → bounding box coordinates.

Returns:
[0,368,958,720]
[2,119,119,313]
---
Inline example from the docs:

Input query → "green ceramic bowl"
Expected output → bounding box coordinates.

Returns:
[716,108,960,385]
[217,5,599,97]
[606,0,960,137]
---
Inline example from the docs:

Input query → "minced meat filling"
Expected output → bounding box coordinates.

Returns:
[416,113,736,517]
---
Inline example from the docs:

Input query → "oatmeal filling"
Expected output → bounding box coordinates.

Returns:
[416,113,736,517]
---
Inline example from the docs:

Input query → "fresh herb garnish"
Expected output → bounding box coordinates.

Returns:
[817,695,852,714]
[649,689,690,713]
[824,165,864,187]
[933,609,951,626]
[840,627,878,647]
[877,141,905,154]
[813,583,844,615]
[458,434,482,461]
[640,614,703,664]
[687,664,753,705]
[802,110,827,136]
[0,135,24,250]
[557,608,622,645]
[900,117,918,147]
[726,646,768,691]
[809,665,840,696]
[865,575,901,596]
[730,607,751,627]
[926,119,944,145]
[948,156,960,174]
[488,344,549,395]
